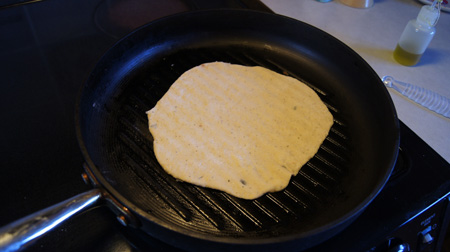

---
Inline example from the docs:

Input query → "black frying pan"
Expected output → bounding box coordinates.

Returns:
[0,9,399,252]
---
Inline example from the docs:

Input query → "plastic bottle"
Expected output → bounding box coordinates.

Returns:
[393,0,442,66]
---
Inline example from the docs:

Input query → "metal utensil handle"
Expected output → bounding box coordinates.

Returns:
[0,189,102,252]
[382,76,450,118]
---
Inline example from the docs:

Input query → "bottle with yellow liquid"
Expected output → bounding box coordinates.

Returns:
[393,0,442,66]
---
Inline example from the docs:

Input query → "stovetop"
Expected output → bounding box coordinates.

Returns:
[1,1,450,251]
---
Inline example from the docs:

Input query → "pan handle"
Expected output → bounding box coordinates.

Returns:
[0,189,102,252]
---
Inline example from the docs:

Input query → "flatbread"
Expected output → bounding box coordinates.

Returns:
[146,62,333,200]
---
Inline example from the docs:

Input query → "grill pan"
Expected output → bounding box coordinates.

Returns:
[0,9,399,251]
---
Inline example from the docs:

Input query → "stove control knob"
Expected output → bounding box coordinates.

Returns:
[388,243,411,252]
[421,233,434,244]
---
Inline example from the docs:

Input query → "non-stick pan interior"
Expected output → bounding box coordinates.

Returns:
[77,10,399,251]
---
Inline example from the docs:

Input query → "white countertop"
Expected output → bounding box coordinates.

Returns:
[262,0,450,163]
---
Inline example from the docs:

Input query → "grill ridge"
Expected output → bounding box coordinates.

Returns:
[221,193,264,228]
[283,190,308,208]
[319,145,348,168]
[266,194,296,215]
[191,187,250,231]
[252,200,281,223]
[314,153,344,174]
[306,162,339,183]
[291,179,322,202]
[117,132,193,221]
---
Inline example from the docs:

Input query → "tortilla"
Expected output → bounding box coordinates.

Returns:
[146,62,333,200]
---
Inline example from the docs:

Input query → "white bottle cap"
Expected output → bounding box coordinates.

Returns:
[417,5,440,27]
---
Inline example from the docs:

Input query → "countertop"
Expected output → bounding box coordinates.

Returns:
[262,0,450,163]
